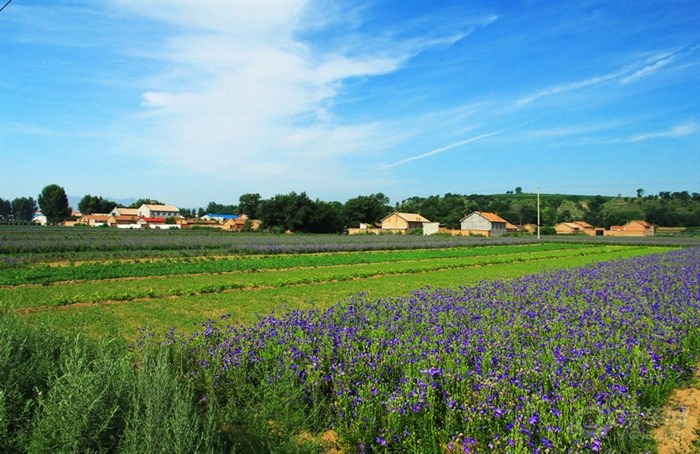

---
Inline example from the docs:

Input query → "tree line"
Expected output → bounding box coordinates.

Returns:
[2,184,698,232]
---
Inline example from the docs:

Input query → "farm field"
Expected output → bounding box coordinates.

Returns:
[1,227,699,453]
[0,231,675,340]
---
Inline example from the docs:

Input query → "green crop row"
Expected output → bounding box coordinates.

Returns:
[8,246,665,311]
[0,243,594,286]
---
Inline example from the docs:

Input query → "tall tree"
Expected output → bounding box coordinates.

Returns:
[258,192,315,232]
[38,184,71,224]
[12,197,37,222]
[238,193,261,219]
[583,195,606,227]
[205,202,237,214]
[78,195,116,215]
[343,193,391,228]
[0,198,11,219]
[306,200,345,233]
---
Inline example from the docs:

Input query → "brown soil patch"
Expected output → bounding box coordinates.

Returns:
[655,366,700,454]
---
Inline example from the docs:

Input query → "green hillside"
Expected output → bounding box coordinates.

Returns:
[395,191,700,230]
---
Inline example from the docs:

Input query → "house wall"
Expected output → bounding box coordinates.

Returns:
[603,230,648,237]
[461,214,506,236]
[423,222,440,236]
[624,223,654,236]
[555,224,578,234]
[490,222,506,236]
[381,214,409,231]
[461,214,491,231]
[137,205,180,218]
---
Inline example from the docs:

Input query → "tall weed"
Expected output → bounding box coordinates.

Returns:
[119,339,218,453]
[28,335,131,453]
[0,308,65,451]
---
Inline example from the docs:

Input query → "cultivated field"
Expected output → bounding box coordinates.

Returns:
[0,227,679,340]
[0,227,698,453]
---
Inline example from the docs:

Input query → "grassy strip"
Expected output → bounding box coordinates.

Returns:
[17,246,671,341]
[0,243,591,286]
[6,246,658,310]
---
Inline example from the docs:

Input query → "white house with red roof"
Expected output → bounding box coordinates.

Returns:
[460,211,508,237]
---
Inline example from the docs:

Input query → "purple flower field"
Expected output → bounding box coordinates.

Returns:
[168,247,700,452]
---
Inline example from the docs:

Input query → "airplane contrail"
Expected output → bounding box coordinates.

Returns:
[377,130,503,170]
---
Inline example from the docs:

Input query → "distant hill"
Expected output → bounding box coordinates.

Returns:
[394,191,700,229]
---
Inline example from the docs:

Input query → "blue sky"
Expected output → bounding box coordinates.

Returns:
[1,0,699,208]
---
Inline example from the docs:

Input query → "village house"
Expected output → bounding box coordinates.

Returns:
[137,204,181,219]
[459,211,508,237]
[604,220,654,237]
[108,215,141,229]
[109,207,140,217]
[78,214,111,227]
[220,215,262,231]
[200,213,239,223]
[555,220,600,236]
[380,212,431,234]
[137,217,180,230]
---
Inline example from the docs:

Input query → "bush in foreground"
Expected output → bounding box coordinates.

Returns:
[0,312,218,453]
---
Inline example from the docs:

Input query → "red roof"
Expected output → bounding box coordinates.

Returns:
[478,211,508,223]
[142,217,166,223]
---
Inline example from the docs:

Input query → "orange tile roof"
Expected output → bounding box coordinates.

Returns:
[478,211,508,223]
[627,220,652,227]
[573,221,593,229]
[382,212,431,223]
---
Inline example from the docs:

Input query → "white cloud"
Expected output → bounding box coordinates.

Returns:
[627,122,698,142]
[515,49,684,107]
[108,1,487,195]
[619,53,675,85]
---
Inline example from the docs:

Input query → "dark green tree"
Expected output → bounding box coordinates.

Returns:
[343,193,391,228]
[557,209,573,223]
[395,196,423,215]
[258,192,315,232]
[38,184,71,224]
[129,198,163,208]
[584,195,606,226]
[205,202,237,214]
[78,195,116,215]
[440,193,467,229]
[12,197,37,222]
[0,198,11,220]
[306,200,345,233]
[238,193,262,219]
[519,205,538,225]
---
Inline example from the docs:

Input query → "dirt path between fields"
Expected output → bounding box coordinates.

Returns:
[655,365,700,454]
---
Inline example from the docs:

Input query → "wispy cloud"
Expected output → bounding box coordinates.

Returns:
[5,122,53,136]
[619,52,676,85]
[627,122,698,142]
[376,130,502,170]
[516,49,687,107]
[112,1,481,193]
[515,72,622,107]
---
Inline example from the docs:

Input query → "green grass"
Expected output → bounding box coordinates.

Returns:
[8,244,673,341]
[0,238,695,453]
